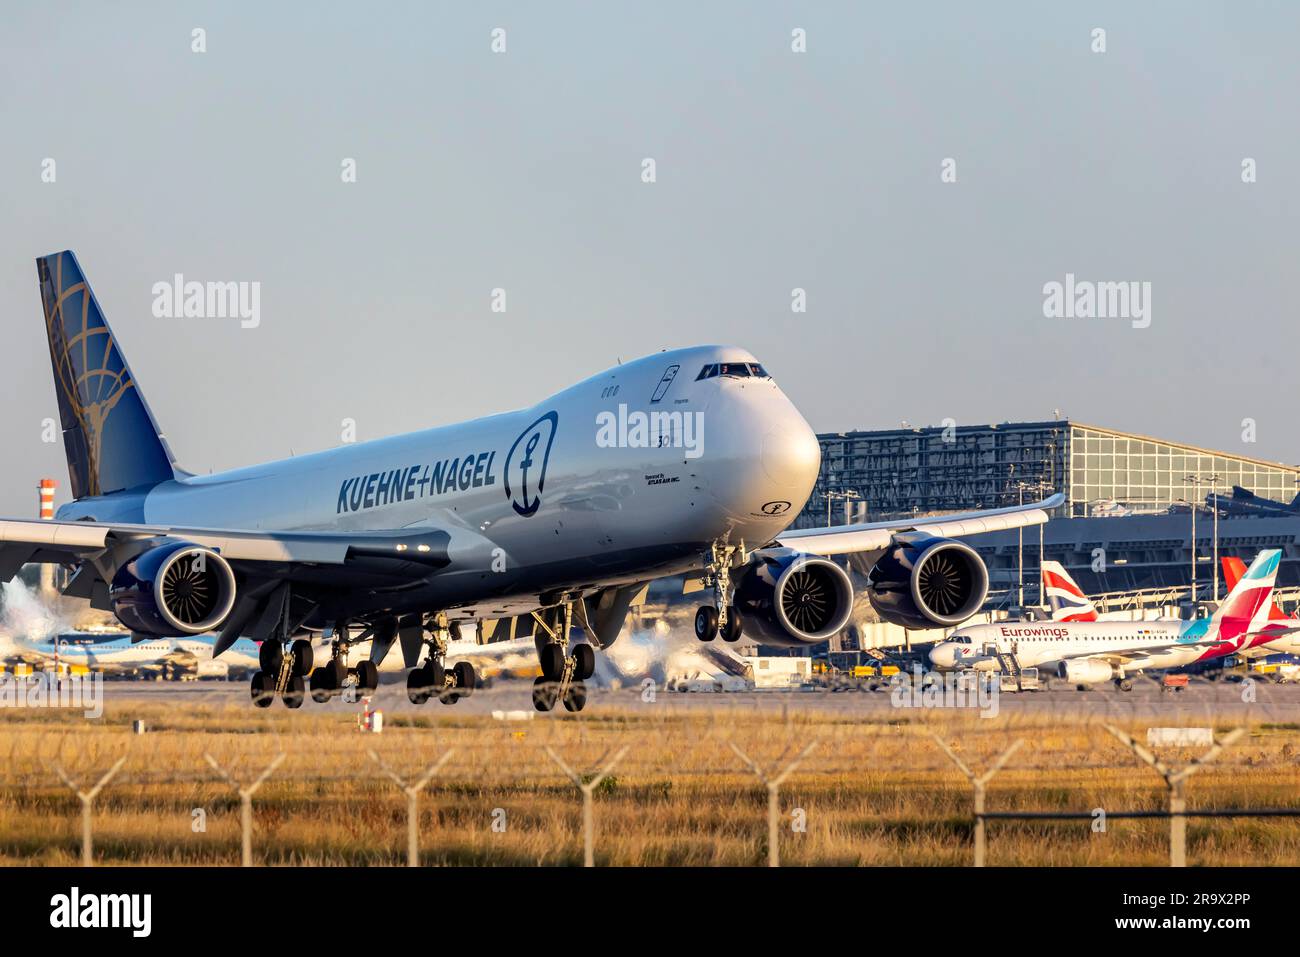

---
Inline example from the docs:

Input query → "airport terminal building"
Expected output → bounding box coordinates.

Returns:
[795,420,1300,613]
[797,419,1299,524]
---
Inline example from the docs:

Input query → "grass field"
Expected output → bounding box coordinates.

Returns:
[2,697,1299,866]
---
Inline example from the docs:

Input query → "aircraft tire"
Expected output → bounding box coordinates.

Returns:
[532,676,558,712]
[694,606,718,641]
[291,639,314,676]
[453,661,476,695]
[356,660,379,695]
[406,669,431,705]
[563,679,587,712]
[250,671,274,708]
[309,667,332,703]
[572,644,595,680]
[721,608,743,642]
[283,674,305,709]
[259,641,283,675]
[539,644,565,682]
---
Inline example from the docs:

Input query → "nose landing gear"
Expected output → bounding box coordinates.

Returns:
[694,542,745,643]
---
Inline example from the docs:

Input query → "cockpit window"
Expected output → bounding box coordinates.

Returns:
[696,362,771,381]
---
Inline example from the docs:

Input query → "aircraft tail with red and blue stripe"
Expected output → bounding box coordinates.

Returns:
[1042,561,1099,622]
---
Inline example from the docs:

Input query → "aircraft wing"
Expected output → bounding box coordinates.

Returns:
[774,493,1065,559]
[0,517,459,572]
[0,516,496,655]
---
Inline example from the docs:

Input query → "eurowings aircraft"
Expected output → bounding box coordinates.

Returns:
[929,550,1283,688]
[0,251,1061,711]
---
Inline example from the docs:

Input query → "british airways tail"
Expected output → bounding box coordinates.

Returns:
[1040,561,1098,621]
[36,250,180,500]
[1209,549,1281,643]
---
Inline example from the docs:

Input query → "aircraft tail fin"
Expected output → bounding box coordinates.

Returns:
[1223,556,1292,621]
[1210,550,1281,642]
[1041,561,1098,622]
[36,251,179,500]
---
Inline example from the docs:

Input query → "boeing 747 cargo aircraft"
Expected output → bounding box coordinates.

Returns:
[0,251,1061,711]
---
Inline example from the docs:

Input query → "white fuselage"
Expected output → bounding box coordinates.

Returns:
[57,346,821,625]
[929,619,1231,676]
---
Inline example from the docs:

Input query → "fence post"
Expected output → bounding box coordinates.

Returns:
[368,749,455,866]
[204,752,286,867]
[53,757,127,867]
[545,745,628,867]
[729,740,818,867]
[1104,725,1244,867]
[931,734,1023,867]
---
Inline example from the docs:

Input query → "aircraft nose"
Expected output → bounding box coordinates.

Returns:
[929,645,956,669]
[761,419,821,491]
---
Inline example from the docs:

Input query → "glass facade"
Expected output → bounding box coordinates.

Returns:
[1067,425,1296,517]
[795,420,1299,526]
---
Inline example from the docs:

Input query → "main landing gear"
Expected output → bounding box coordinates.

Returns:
[248,622,380,709]
[694,542,744,643]
[405,614,477,706]
[250,636,316,709]
[531,601,596,713]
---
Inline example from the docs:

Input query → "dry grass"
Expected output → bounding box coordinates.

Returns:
[2,701,1299,866]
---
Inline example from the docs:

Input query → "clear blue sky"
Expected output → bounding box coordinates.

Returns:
[1,1,1297,516]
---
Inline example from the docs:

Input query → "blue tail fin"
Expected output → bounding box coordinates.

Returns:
[36,250,177,499]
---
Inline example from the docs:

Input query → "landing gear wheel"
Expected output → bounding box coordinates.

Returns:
[573,644,596,681]
[532,677,559,712]
[438,690,461,705]
[250,671,274,708]
[259,641,283,675]
[283,673,305,709]
[562,679,588,712]
[309,667,333,703]
[721,607,743,642]
[1116,677,1134,692]
[328,658,348,688]
[355,660,379,695]
[694,606,719,641]
[290,639,314,676]
[539,643,565,681]
[406,668,431,705]
[453,661,477,696]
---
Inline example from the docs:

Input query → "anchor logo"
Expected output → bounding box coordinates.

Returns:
[504,411,558,517]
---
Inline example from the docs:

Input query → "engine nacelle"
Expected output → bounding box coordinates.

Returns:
[733,551,854,647]
[110,541,238,637]
[1057,658,1114,685]
[866,536,989,630]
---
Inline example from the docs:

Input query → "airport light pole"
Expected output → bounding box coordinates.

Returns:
[1014,479,1052,609]
[823,488,860,527]
[1186,474,1222,603]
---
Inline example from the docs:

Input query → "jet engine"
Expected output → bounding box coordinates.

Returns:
[866,536,989,630]
[1057,658,1114,685]
[110,541,238,637]
[733,551,854,647]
